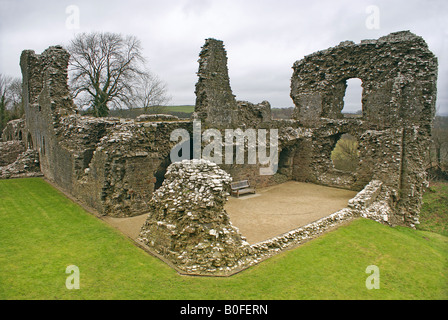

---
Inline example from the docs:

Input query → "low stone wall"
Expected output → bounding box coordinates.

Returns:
[137,159,394,276]
[247,180,392,266]
[135,114,180,122]
[348,180,383,211]
[249,208,357,263]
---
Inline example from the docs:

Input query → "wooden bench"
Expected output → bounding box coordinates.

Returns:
[230,180,256,198]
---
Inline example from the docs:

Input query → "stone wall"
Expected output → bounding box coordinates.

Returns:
[1,119,41,178]
[18,46,194,217]
[0,140,25,166]
[14,32,437,221]
[2,119,26,143]
[287,31,437,227]
[0,147,41,179]
[195,38,239,126]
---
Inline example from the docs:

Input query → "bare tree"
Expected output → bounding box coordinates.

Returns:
[431,116,448,168]
[0,75,10,134]
[134,71,171,114]
[7,78,24,119]
[0,74,23,135]
[67,32,148,117]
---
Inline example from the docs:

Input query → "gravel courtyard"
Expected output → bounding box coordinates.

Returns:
[104,181,357,244]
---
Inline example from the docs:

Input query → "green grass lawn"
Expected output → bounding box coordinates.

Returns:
[0,178,446,300]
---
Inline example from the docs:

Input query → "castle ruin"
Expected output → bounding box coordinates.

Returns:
[0,31,438,275]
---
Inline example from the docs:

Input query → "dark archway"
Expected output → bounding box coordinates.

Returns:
[154,139,194,190]
[26,133,33,149]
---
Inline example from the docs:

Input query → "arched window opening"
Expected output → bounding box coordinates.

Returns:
[342,78,363,118]
[331,134,359,172]
[277,146,295,177]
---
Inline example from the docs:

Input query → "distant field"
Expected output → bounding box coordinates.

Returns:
[0,178,446,300]
[164,105,195,113]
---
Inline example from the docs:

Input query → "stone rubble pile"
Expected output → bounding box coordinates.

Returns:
[0,141,26,166]
[0,148,41,179]
[138,159,251,274]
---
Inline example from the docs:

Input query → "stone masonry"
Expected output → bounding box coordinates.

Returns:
[0,31,438,275]
[138,159,252,274]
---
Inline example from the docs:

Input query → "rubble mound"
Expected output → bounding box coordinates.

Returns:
[0,148,42,179]
[138,159,251,274]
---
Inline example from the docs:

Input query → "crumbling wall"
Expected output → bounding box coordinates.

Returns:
[138,169,398,276]
[138,159,252,275]
[0,141,25,166]
[1,119,40,178]
[2,119,26,143]
[192,33,438,228]
[0,148,41,179]
[290,31,437,127]
[12,30,439,278]
[76,120,192,217]
[236,100,272,127]
[19,46,194,217]
[20,46,77,186]
[289,31,438,227]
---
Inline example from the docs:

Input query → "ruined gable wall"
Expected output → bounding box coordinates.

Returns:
[290,31,437,127]
[289,31,438,227]
[194,32,438,227]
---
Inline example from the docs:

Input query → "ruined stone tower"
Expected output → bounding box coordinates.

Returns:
[194,38,272,127]
[194,38,239,126]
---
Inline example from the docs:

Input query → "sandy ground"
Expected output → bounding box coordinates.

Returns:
[225,181,357,244]
[103,214,148,240]
[103,181,357,244]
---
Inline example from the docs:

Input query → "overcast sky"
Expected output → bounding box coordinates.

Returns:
[1,0,447,114]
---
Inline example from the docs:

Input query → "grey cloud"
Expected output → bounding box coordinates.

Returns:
[0,0,447,114]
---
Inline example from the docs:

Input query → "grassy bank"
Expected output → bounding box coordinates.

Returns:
[418,182,448,236]
[0,178,446,299]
